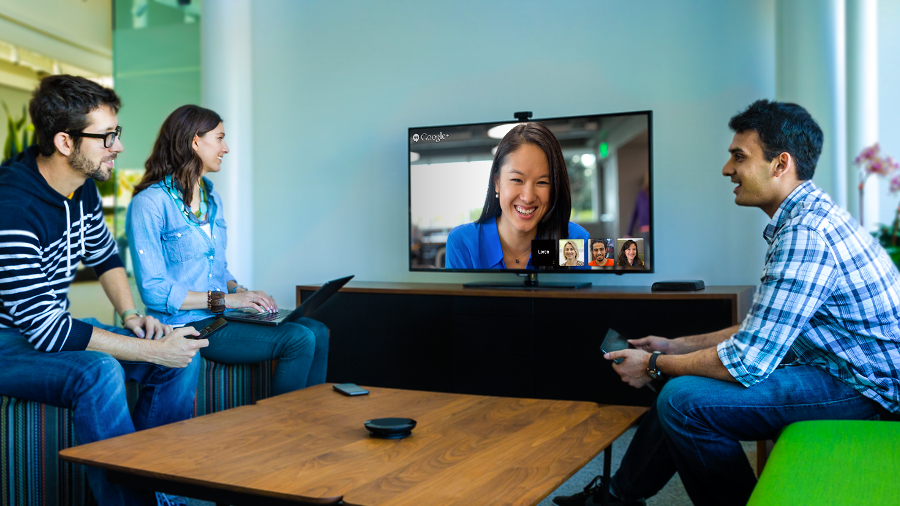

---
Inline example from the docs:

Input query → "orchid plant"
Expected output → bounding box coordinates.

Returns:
[856,143,900,257]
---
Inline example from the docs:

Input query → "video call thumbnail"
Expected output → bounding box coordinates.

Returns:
[616,237,646,268]
[588,238,615,267]
[559,239,585,267]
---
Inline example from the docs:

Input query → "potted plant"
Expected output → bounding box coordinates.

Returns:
[2,101,34,163]
[856,143,900,268]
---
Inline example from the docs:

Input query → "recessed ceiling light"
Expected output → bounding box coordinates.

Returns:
[487,123,519,139]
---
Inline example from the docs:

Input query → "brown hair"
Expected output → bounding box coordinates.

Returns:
[617,240,644,267]
[133,105,222,206]
[30,74,121,156]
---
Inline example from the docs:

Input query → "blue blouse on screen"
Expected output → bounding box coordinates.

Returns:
[444,216,590,269]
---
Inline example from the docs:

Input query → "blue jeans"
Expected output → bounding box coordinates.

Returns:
[611,365,879,506]
[195,317,329,395]
[0,319,201,506]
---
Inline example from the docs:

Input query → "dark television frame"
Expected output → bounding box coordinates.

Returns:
[408,110,653,285]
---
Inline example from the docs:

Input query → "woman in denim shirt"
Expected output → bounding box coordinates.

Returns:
[126,105,328,395]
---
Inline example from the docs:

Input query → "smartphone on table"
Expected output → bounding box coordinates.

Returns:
[333,383,370,396]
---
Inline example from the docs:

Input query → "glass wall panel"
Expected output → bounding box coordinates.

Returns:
[112,0,201,269]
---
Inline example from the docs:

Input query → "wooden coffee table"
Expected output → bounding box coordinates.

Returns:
[60,385,646,505]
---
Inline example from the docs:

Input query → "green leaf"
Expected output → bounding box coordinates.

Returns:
[14,106,26,130]
[3,135,12,162]
[2,101,34,161]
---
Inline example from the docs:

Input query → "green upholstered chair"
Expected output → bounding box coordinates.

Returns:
[0,358,272,506]
[748,420,900,505]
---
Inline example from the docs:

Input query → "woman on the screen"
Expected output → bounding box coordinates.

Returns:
[561,240,584,267]
[617,239,645,267]
[444,122,590,269]
[126,105,329,395]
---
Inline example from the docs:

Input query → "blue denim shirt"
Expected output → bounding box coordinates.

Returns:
[126,178,235,326]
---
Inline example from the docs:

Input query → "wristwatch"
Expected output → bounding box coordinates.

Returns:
[647,351,664,380]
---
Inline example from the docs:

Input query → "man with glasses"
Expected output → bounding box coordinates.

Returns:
[0,74,208,505]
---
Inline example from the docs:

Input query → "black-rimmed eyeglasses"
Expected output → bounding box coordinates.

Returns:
[67,126,122,148]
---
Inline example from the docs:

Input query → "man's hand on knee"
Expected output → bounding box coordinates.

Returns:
[124,314,171,340]
[607,349,653,389]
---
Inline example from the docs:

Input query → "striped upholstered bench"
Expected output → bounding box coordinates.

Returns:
[0,358,272,506]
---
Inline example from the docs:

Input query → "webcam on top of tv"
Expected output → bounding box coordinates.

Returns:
[514,111,533,122]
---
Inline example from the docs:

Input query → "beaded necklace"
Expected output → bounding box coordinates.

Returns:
[162,175,216,228]
[192,180,209,218]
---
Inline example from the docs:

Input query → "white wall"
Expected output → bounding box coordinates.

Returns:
[248,0,777,306]
[776,0,845,208]
[877,0,900,227]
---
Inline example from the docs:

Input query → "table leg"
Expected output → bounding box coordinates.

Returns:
[602,443,612,506]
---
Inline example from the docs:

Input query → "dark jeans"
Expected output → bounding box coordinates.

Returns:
[197,317,329,395]
[0,319,201,506]
[611,365,879,506]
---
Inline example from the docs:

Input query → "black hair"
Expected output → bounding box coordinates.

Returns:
[29,74,121,157]
[728,100,823,180]
[476,122,571,241]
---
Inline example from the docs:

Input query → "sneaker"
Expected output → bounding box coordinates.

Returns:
[552,475,646,506]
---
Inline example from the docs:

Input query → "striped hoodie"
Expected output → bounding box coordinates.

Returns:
[0,146,123,352]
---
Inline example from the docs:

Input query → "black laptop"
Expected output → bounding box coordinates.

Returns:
[222,275,353,326]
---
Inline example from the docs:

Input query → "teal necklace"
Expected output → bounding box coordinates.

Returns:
[162,175,215,227]
[192,181,209,218]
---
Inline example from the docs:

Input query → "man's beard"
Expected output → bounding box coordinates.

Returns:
[70,145,114,182]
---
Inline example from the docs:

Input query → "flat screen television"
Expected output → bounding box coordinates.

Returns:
[409,111,652,288]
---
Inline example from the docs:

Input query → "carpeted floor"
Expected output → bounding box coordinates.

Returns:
[185,426,758,506]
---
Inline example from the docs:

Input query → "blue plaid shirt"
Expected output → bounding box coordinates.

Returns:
[718,181,900,412]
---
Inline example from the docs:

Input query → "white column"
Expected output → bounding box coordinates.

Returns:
[775,0,846,208]
[846,0,879,229]
[201,0,254,286]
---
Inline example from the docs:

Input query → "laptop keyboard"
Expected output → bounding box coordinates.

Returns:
[239,311,286,322]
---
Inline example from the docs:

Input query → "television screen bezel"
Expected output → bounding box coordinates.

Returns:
[408,110,653,275]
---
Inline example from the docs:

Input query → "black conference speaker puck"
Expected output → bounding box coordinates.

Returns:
[364,417,417,439]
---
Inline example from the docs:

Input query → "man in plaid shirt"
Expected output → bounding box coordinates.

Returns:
[553,101,900,506]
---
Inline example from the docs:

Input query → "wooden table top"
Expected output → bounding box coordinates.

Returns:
[60,385,646,506]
